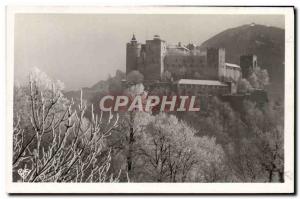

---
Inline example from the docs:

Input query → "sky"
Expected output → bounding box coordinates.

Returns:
[14,14,284,90]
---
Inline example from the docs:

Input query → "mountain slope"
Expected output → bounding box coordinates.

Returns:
[201,23,285,99]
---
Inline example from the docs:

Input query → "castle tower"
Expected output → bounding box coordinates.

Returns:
[206,48,226,80]
[144,35,167,81]
[240,54,258,79]
[126,34,141,74]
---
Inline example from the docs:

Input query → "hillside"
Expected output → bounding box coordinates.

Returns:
[64,70,125,110]
[201,23,285,99]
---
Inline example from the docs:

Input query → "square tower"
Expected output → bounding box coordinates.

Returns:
[144,35,167,81]
[206,48,226,80]
[126,34,141,74]
[240,54,258,79]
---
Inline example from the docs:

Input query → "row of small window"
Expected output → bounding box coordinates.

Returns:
[165,64,205,68]
[178,87,228,95]
[179,84,227,90]
[225,68,240,72]
[165,59,204,64]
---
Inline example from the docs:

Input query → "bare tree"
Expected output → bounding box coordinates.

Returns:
[13,68,120,182]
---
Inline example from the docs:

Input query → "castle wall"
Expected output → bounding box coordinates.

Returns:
[164,55,206,80]
[177,79,230,96]
[218,49,226,79]
[224,64,241,82]
[136,44,146,74]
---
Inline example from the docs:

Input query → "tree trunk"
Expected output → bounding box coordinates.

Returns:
[127,126,134,173]
[127,112,135,180]
[268,170,273,182]
[278,171,284,182]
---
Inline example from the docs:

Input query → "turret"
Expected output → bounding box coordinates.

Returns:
[126,34,141,74]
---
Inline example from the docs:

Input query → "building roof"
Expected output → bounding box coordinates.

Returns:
[177,79,228,86]
[167,45,190,52]
[225,63,241,69]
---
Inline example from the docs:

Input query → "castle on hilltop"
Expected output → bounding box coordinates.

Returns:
[126,34,258,95]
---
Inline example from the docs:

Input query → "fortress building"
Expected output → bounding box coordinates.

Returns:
[126,34,257,95]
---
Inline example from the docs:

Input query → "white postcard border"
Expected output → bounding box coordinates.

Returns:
[6,6,294,194]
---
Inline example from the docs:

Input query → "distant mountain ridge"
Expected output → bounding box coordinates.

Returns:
[200,23,285,99]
